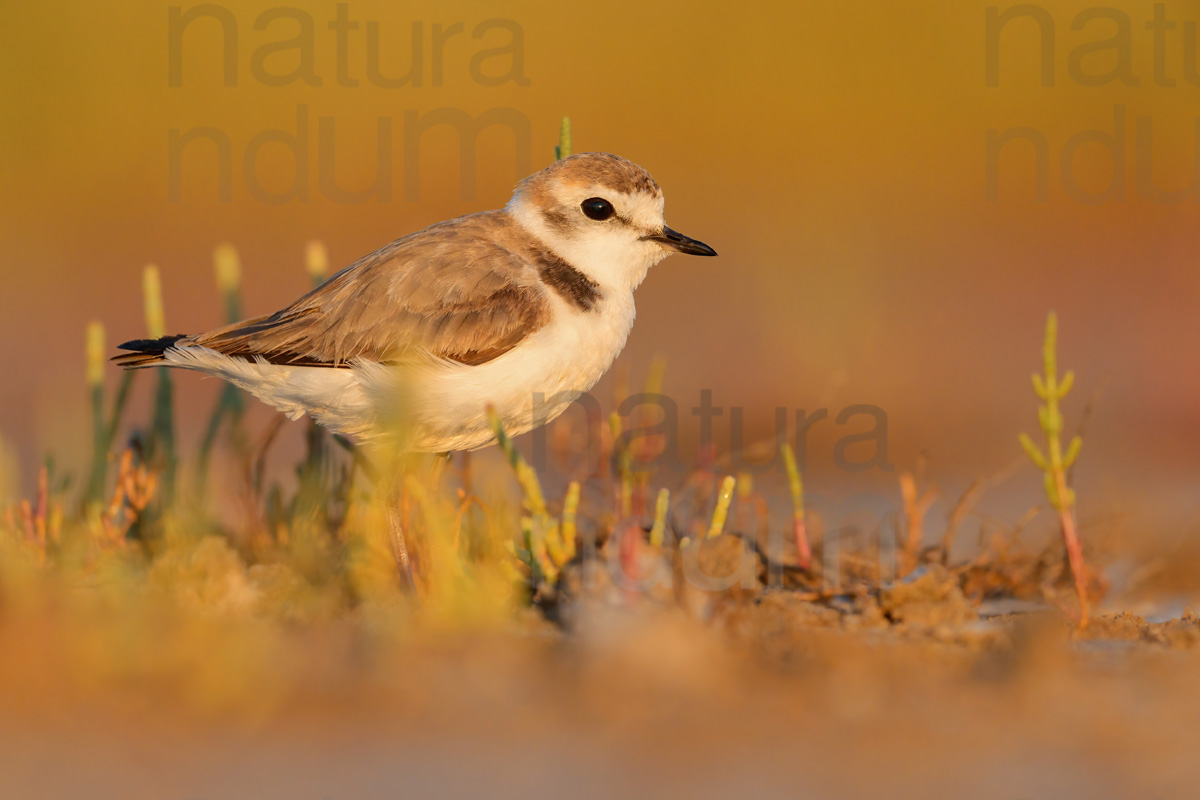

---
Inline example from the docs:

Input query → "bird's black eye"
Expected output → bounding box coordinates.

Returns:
[581,197,615,221]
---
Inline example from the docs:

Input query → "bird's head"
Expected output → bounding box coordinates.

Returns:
[508,152,716,291]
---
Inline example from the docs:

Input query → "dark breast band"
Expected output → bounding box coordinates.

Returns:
[531,247,601,312]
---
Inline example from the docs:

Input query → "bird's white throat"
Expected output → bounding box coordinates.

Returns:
[506,194,670,294]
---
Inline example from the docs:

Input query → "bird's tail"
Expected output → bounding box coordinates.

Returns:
[111,334,189,369]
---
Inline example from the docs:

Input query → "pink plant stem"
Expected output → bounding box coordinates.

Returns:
[1053,469,1089,626]
[1058,504,1090,627]
[617,519,641,604]
[793,516,811,570]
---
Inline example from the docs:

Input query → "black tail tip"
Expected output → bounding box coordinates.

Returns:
[111,333,188,368]
[116,334,188,354]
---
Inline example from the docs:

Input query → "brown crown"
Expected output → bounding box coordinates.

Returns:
[518,152,663,200]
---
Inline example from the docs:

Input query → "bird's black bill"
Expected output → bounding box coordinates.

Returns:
[643,226,717,257]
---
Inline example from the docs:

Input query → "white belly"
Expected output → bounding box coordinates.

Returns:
[163,292,637,452]
[377,290,637,451]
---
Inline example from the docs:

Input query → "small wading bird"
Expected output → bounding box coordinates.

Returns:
[115,152,717,587]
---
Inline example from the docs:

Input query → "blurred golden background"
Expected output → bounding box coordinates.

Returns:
[2,0,1197,531]
[4,5,1200,797]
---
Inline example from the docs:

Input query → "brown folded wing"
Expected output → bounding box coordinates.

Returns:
[193,212,549,368]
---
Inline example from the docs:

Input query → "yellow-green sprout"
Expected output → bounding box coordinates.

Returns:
[306,240,329,286]
[1018,312,1090,627]
[781,443,811,569]
[142,265,166,339]
[649,488,670,548]
[143,265,176,498]
[489,407,547,517]
[554,116,572,160]
[706,475,737,539]
[560,481,580,563]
